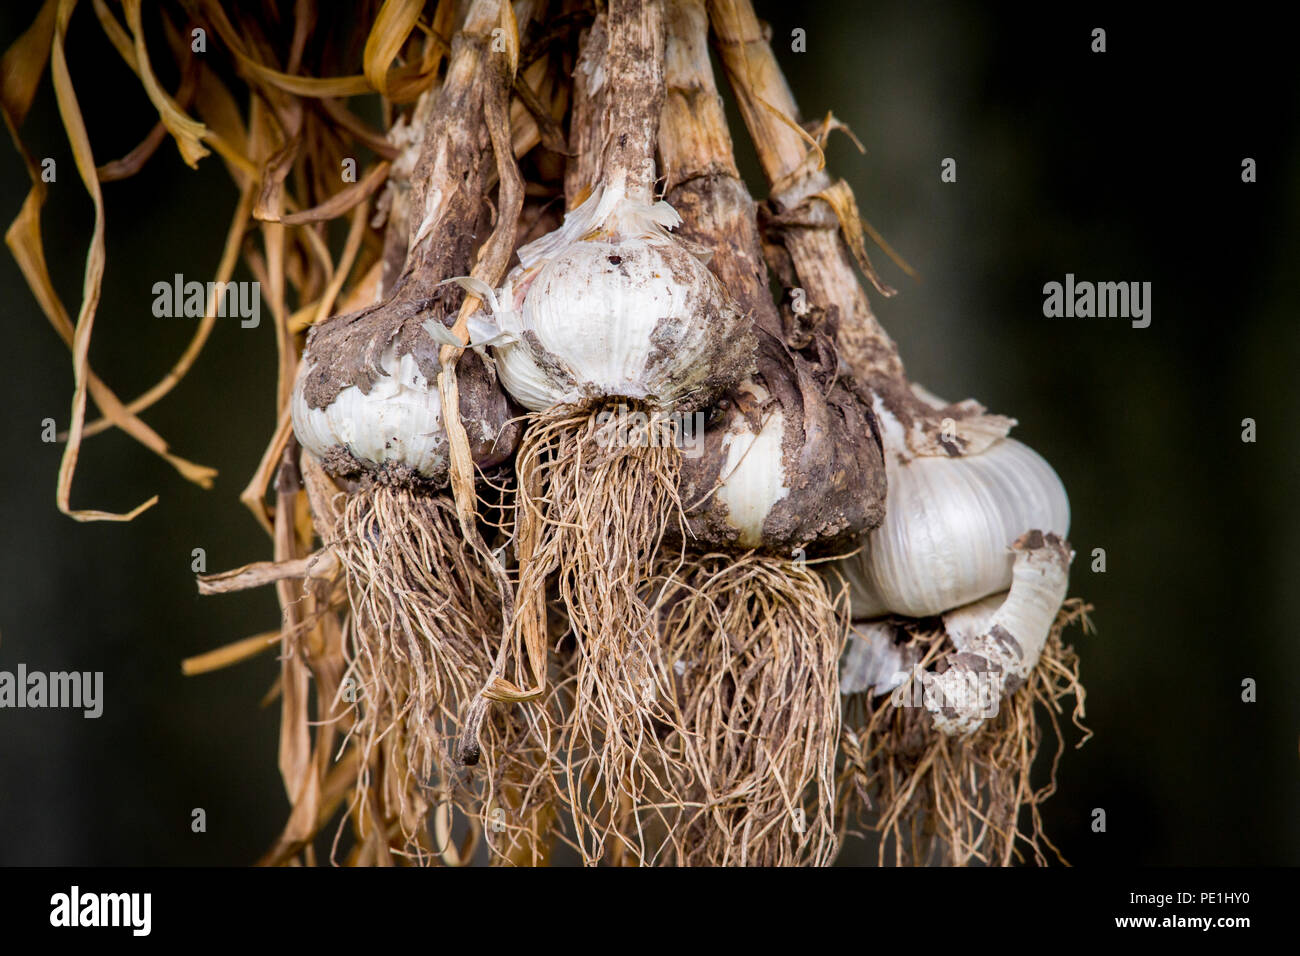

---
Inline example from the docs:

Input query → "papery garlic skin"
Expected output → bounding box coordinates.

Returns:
[838,415,1070,619]
[291,346,449,480]
[486,187,753,413]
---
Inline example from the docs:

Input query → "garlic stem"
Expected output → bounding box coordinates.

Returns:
[708,0,904,382]
[292,0,524,484]
[661,0,779,334]
[596,0,666,206]
[709,0,1017,458]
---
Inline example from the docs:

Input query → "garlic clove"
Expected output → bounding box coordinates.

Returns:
[840,620,919,697]
[925,532,1074,736]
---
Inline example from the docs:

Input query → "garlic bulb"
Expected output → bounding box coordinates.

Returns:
[678,367,887,553]
[292,346,449,480]
[837,531,1074,738]
[834,397,1069,619]
[291,320,518,486]
[481,186,754,413]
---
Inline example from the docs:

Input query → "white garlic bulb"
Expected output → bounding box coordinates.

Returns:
[834,398,1070,620]
[481,186,753,412]
[291,346,449,479]
[677,367,888,554]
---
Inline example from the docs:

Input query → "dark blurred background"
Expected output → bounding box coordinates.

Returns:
[1,1,1296,865]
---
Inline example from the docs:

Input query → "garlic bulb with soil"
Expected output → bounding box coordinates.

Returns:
[277,0,544,861]
[661,346,885,867]
[292,347,446,478]
[292,327,517,487]
[678,359,886,554]
[466,0,759,866]
[840,529,1072,715]
[289,319,526,855]
[706,0,1087,862]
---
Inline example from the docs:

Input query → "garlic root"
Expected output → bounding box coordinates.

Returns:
[838,596,1091,865]
[512,402,691,865]
[480,0,767,865]
[655,552,846,866]
[333,481,554,861]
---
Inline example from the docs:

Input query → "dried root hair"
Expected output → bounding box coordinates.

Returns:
[512,401,695,864]
[644,552,846,866]
[838,599,1092,866]
[333,479,553,863]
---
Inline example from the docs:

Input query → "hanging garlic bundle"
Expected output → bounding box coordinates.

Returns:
[465,0,754,864]
[637,0,886,867]
[709,0,1087,864]
[285,1,538,858]
[9,0,1100,868]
